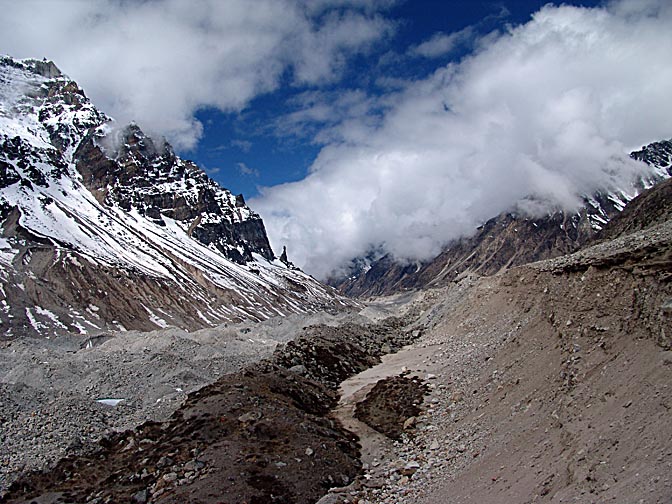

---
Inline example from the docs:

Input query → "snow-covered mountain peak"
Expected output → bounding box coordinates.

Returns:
[0,55,352,338]
[1,56,104,154]
[631,139,672,180]
[12,57,63,79]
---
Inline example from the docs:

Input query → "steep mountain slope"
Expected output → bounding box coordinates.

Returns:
[0,56,350,338]
[334,140,672,297]
[598,176,672,240]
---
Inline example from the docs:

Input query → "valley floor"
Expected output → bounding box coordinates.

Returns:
[0,310,371,495]
[1,218,671,503]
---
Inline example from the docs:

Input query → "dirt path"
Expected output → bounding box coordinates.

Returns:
[332,343,442,467]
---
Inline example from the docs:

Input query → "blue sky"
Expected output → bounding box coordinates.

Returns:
[2,0,671,278]
[189,0,604,199]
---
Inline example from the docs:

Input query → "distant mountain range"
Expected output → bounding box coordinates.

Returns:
[331,139,671,297]
[0,56,350,339]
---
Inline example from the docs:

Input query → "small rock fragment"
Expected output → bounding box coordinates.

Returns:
[402,461,420,476]
[237,411,262,423]
[162,472,178,483]
[132,489,148,503]
[288,364,307,375]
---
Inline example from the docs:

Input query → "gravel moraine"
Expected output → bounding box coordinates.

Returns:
[322,221,672,504]
[0,309,372,493]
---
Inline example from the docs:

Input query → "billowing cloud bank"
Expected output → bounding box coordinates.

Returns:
[2,0,671,280]
[0,0,393,150]
[254,1,672,279]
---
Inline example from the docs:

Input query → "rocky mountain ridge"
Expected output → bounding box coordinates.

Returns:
[0,56,350,338]
[333,139,672,297]
[75,123,274,264]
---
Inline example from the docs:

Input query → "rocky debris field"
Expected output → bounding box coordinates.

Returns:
[4,365,357,504]
[323,219,672,504]
[0,310,373,494]
[1,307,423,503]
[2,202,672,504]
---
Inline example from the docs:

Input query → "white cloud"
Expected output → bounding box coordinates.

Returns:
[237,162,260,178]
[408,5,508,59]
[253,0,672,279]
[231,139,253,152]
[273,89,382,143]
[291,10,394,84]
[409,26,475,58]
[0,0,393,150]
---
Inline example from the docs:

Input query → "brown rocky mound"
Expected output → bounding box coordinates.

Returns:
[354,375,429,440]
[2,365,358,504]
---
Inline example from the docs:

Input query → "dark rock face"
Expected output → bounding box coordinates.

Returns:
[598,177,672,240]
[0,135,68,188]
[75,124,274,263]
[630,139,672,171]
[333,139,672,297]
[26,59,62,79]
